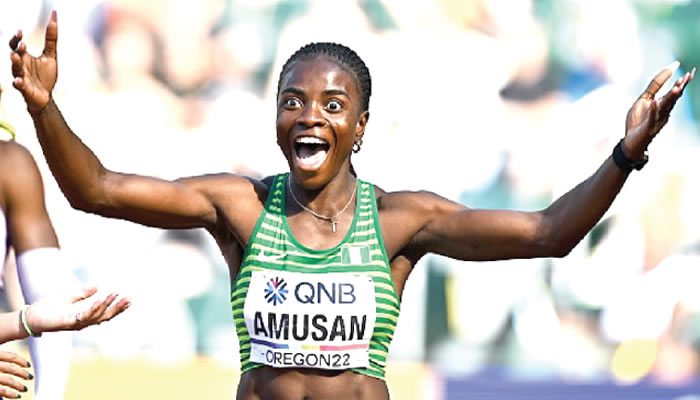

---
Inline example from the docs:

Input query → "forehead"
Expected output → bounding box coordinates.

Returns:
[280,56,360,95]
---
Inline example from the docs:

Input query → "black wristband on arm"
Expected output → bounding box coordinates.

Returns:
[612,139,648,173]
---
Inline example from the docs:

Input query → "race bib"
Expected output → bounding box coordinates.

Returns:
[244,270,376,369]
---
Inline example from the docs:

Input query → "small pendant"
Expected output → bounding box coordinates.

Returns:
[331,219,337,233]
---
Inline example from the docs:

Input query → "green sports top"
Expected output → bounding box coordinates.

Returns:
[230,173,400,380]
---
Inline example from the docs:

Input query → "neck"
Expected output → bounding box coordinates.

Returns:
[287,173,357,220]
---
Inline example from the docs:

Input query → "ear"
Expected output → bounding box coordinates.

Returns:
[354,111,369,143]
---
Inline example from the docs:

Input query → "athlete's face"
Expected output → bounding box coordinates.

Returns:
[276,56,368,189]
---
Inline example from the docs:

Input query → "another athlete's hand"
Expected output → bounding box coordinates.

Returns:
[8,10,58,114]
[0,351,32,399]
[26,287,130,334]
[623,62,695,159]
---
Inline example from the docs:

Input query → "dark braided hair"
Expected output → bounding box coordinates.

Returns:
[276,42,372,112]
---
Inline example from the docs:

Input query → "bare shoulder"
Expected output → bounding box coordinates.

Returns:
[372,184,468,259]
[188,173,281,232]
[0,140,37,169]
[0,141,46,216]
[374,185,465,217]
[176,173,274,204]
[0,141,42,190]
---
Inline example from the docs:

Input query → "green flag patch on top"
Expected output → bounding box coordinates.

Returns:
[340,245,371,265]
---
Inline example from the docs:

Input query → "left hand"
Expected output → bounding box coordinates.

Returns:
[26,287,130,334]
[623,62,695,159]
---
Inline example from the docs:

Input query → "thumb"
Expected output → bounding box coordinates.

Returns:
[42,10,58,59]
[70,286,98,303]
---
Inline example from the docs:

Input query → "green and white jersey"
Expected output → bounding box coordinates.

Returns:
[231,173,400,380]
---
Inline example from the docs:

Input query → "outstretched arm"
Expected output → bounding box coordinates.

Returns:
[0,287,129,344]
[0,139,76,400]
[407,62,694,262]
[8,11,225,231]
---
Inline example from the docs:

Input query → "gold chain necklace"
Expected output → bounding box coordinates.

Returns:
[287,176,357,233]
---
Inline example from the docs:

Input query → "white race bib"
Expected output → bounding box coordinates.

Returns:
[244,270,376,369]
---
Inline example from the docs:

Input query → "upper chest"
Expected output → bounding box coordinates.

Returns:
[212,176,426,263]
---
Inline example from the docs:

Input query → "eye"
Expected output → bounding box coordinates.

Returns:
[326,100,343,112]
[283,97,302,109]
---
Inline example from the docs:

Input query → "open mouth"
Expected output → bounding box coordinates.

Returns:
[294,136,330,170]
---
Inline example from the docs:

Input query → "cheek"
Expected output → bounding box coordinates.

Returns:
[276,131,289,152]
[275,115,289,144]
[337,117,359,142]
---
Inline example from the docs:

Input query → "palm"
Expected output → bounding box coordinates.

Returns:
[18,52,56,109]
[8,11,59,112]
[29,298,80,331]
[622,62,695,159]
[27,287,130,334]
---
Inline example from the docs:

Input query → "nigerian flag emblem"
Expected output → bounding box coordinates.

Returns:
[340,245,371,265]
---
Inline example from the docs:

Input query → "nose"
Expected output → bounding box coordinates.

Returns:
[297,102,326,128]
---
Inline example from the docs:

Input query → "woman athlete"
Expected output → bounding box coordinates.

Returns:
[9,11,694,400]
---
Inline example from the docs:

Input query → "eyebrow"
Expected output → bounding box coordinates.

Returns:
[323,89,350,98]
[280,87,351,98]
[280,87,305,97]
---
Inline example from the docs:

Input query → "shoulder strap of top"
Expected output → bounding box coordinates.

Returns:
[264,173,287,215]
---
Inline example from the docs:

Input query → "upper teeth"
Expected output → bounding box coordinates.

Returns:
[296,137,327,145]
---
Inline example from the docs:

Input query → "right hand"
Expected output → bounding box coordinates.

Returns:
[27,287,130,334]
[0,351,32,399]
[8,10,58,114]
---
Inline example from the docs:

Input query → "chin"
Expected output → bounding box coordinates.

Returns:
[290,170,331,190]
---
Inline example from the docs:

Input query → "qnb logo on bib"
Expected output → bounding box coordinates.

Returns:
[244,270,377,369]
[264,277,288,306]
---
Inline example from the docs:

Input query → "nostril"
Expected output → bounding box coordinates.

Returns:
[297,117,325,128]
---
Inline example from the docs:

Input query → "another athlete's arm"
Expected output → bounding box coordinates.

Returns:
[0,287,128,344]
[1,142,57,252]
[1,141,77,400]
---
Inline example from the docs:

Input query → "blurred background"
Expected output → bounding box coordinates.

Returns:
[1,0,700,398]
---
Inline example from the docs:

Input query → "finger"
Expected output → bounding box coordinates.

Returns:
[93,294,118,318]
[0,366,29,387]
[644,100,659,133]
[43,10,58,59]
[0,361,31,381]
[641,60,680,99]
[658,71,692,114]
[8,30,22,51]
[70,287,98,303]
[675,75,684,88]
[16,41,27,57]
[0,352,30,369]
[100,298,131,322]
[0,374,28,396]
[12,77,26,92]
[9,52,24,79]
[0,384,22,399]
[81,294,117,324]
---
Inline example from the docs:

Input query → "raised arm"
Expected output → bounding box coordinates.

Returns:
[8,11,223,230]
[404,62,694,262]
